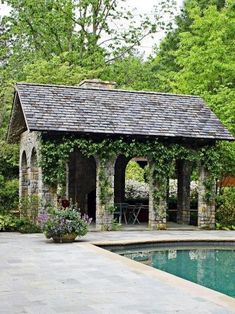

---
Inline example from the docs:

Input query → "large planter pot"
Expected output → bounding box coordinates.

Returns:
[52,233,78,243]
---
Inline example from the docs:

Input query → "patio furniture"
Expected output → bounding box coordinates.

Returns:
[127,204,146,224]
[114,203,129,224]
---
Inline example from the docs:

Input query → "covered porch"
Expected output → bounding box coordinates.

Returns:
[61,141,216,231]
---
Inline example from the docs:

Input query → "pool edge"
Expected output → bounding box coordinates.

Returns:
[81,241,235,312]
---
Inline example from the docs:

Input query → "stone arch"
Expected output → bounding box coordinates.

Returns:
[30,147,39,221]
[68,150,97,220]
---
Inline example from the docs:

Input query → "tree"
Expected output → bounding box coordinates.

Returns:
[150,0,227,92]
[2,0,174,69]
[173,3,235,134]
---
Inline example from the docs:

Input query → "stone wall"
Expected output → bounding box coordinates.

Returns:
[19,131,57,218]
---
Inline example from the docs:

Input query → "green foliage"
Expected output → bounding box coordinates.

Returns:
[0,141,19,178]
[173,3,235,133]
[0,214,18,231]
[38,207,91,239]
[0,141,19,214]
[216,188,235,228]
[40,137,221,214]
[111,219,122,231]
[16,217,42,233]
[126,160,145,182]
[0,178,19,213]
[20,196,40,223]
[0,214,41,233]
[24,57,100,85]
[150,0,235,177]
[150,0,227,92]
[101,56,155,91]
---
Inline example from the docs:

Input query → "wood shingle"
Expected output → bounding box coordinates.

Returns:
[8,82,234,143]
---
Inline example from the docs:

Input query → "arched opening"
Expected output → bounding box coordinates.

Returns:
[68,150,96,221]
[114,156,149,225]
[173,160,196,226]
[30,148,39,222]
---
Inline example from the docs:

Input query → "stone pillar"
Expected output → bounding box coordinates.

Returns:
[198,164,216,229]
[29,149,39,222]
[114,155,129,203]
[96,157,115,231]
[177,160,192,224]
[19,152,30,218]
[148,160,167,230]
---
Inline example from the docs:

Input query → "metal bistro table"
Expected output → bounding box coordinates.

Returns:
[114,203,147,224]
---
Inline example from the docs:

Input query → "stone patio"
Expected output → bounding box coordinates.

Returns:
[0,231,235,314]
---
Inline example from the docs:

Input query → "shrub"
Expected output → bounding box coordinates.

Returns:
[125,179,148,199]
[216,188,235,228]
[0,214,42,233]
[125,179,198,202]
[0,178,19,214]
[0,214,18,231]
[16,217,42,233]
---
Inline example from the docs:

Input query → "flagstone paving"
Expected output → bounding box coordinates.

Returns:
[0,231,234,314]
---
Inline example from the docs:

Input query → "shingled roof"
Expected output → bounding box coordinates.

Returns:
[7,82,234,143]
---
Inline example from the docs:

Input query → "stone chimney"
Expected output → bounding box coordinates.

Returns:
[78,79,116,89]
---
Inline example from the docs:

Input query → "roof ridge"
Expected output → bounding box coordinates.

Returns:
[16,82,200,99]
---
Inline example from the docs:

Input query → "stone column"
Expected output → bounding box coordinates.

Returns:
[148,160,167,230]
[198,164,216,229]
[177,160,192,224]
[19,163,30,218]
[96,157,115,231]
[30,157,39,222]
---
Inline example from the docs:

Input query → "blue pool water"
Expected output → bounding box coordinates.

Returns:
[113,245,235,297]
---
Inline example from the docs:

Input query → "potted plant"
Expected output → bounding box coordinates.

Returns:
[38,207,92,243]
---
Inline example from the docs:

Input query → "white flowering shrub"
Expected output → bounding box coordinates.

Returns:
[125,179,198,201]
[125,180,149,199]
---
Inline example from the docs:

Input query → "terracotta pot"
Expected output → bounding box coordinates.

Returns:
[52,233,77,243]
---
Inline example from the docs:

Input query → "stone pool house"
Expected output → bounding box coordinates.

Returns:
[7,79,234,230]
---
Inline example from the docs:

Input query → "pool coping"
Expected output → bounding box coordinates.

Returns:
[83,238,235,312]
[91,237,235,246]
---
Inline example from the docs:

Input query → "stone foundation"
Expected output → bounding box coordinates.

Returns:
[19,131,57,219]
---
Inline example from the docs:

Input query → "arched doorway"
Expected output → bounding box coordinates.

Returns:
[68,150,97,221]
[114,156,149,224]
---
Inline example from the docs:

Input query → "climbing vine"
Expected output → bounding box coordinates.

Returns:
[40,136,222,212]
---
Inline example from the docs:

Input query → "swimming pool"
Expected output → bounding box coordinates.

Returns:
[104,242,235,297]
